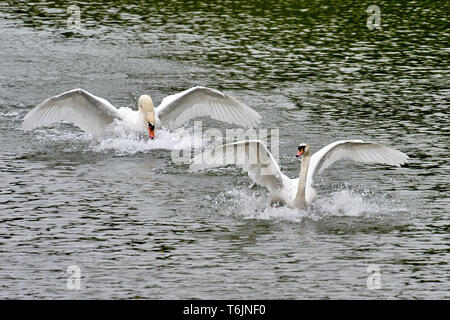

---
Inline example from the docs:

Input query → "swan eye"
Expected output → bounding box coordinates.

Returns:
[148,122,155,131]
[298,146,304,151]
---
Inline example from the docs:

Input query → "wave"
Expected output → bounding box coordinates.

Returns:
[28,122,204,157]
[208,186,407,223]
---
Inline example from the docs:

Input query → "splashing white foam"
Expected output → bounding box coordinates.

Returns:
[91,129,182,155]
[314,188,385,217]
[31,122,205,156]
[32,126,91,152]
[1,111,21,118]
[210,186,402,223]
[91,125,205,156]
[210,187,312,223]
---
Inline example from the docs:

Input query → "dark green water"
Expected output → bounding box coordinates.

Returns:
[0,0,448,299]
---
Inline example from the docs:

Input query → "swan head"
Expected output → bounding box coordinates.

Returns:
[138,95,155,139]
[296,143,310,157]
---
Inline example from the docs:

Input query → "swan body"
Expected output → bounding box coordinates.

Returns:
[22,87,261,139]
[190,139,409,208]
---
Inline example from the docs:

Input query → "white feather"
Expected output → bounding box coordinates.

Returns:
[307,140,410,189]
[156,86,261,130]
[190,139,409,207]
[23,87,262,137]
[22,89,121,136]
[190,140,286,191]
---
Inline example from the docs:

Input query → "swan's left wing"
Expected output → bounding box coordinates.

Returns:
[190,140,287,192]
[156,86,261,130]
[307,140,409,184]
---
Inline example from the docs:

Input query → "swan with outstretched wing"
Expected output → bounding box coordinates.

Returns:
[190,139,408,208]
[23,86,261,139]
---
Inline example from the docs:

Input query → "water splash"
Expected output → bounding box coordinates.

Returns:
[314,188,388,217]
[1,111,21,118]
[32,126,91,153]
[30,122,204,156]
[91,128,188,156]
[209,186,406,223]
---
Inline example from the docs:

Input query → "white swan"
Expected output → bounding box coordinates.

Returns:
[190,139,409,208]
[22,86,261,139]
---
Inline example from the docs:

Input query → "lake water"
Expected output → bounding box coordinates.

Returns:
[0,0,448,299]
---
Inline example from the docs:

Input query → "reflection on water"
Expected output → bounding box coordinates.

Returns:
[0,0,448,299]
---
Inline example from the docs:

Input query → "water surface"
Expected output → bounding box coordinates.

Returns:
[0,0,448,299]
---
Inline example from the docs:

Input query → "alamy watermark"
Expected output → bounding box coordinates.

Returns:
[66,265,81,290]
[366,265,381,290]
[366,5,381,30]
[67,5,81,31]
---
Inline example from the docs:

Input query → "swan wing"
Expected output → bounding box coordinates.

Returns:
[308,139,409,184]
[156,86,261,130]
[190,140,287,191]
[22,88,122,136]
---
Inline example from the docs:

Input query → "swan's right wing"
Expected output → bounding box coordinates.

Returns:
[190,140,287,191]
[307,140,409,185]
[22,89,122,136]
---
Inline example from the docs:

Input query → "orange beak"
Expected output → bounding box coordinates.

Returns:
[148,122,155,139]
[296,150,303,157]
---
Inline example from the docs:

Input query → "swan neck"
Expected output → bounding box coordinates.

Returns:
[294,154,310,208]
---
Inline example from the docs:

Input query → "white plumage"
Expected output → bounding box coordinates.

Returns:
[22,89,120,136]
[22,86,261,137]
[157,87,261,130]
[190,139,409,208]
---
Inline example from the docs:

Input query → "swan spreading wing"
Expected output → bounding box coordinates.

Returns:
[307,140,409,185]
[156,86,261,130]
[22,89,122,136]
[190,140,287,191]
